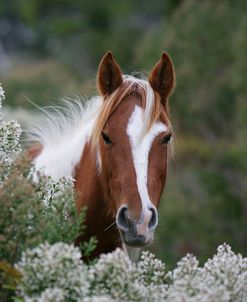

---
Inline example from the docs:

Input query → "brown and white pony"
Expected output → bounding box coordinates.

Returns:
[29,51,175,261]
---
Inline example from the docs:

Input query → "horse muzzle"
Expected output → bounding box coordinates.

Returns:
[116,205,158,247]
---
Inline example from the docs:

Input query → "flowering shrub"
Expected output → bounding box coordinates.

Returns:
[0,83,87,266]
[164,244,247,302]
[16,242,90,302]
[0,154,86,267]
[15,243,247,302]
[88,248,140,301]
[0,83,91,301]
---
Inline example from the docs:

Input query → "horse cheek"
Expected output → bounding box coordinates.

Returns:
[148,145,168,207]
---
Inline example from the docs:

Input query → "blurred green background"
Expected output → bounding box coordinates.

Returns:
[0,0,246,268]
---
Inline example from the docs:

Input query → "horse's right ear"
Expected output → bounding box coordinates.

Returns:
[97,51,123,96]
[149,52,175,103]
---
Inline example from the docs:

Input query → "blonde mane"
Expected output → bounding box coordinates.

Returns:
[29,75,171,180]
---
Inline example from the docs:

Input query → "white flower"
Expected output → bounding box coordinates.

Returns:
[88,248,138,301]
[84,296,116,302]
[0,83,22,185]
[14,221,247,301]
[23,287,66,302]
[37,175,75,204]
[16,242,90,301]
[137,250,166,285]
[37,288,65,302]
[165,243,247,302]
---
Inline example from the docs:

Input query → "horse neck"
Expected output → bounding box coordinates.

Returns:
[74,141,121,255]
[74,141,102,212]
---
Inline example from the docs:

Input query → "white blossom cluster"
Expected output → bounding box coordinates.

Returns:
[88,248,141,301]
[36,174,75,205]
[163,243,247,302]
[83,296,116,302]
[135,251,168,301]
[16,242,90,302]
[16,242,247,302]
[0,83,74,202]
[0,83,22,185]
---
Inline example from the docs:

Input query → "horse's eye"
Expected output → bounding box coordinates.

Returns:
[161,134,172,145]
[102,132,112,145]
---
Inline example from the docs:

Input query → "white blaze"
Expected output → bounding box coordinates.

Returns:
[127,106,167,219]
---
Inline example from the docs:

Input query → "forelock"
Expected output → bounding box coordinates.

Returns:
[91,76,170,148]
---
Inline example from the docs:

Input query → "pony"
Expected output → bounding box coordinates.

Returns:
[28,51,175,261]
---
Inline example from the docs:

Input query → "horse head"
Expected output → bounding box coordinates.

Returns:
[92,51,175,248]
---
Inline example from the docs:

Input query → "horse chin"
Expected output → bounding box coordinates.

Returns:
[124,241,151,248]
[119,230,154,248]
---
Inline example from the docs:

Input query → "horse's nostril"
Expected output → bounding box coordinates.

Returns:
[117,206,129,231]
[148,207,158,230]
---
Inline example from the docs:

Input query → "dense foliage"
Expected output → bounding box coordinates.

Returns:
[0,84,83,266]
[0,161,84,265]
[0,84,95,301]
[16,243,247,302]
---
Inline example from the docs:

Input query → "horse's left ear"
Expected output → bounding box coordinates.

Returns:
[149,52,176,102]
[97,51,123,96]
